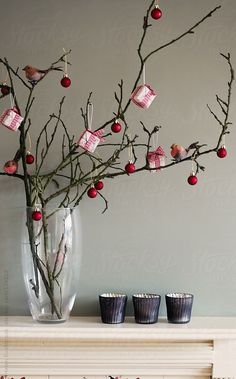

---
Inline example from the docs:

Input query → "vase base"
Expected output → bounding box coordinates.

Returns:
[36,314,67,324]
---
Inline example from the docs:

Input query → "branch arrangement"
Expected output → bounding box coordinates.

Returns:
[0,1,233,213]
[0,1,234,321]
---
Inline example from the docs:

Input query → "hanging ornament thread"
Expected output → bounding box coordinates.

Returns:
[61,48,71,88]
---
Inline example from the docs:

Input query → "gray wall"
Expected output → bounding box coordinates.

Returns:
[0,0,236,317]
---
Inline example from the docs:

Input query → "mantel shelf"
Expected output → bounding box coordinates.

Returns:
[1,317,236,378]
[1,316,236,341]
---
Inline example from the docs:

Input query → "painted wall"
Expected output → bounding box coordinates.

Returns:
[0,0,236,317]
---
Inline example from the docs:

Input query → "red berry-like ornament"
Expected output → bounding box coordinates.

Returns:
[26,152,35,164]
[125,162,136,174]
[151,6,162,20]
[187,173,198,186]
[94,180,104,190]
[111,121,122,133]
[87,187,97,198]
[1,85,10,96]
[61,75,71,88]
[4,160,18,174]
[32,210,42,221]
[217,146,227,158]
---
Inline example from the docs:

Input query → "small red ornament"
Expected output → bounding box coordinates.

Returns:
[111,121,122,133]
[61,75,71,88]
[94,180,104,190]
[187,173,198,186]
[151,6,162,20]
[32,210,42,221]
[217,146,227,158]
[125,161,136,174]
[26,152,35,164]
[4,160,18,174]
[87,187,97,198]
[1,85,10,96]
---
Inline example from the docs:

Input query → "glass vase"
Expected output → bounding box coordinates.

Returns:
[21,207,81,323]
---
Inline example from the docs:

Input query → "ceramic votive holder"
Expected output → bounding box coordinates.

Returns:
[132,293,161,324]
[165,293,194,324]
[99,293,127,324]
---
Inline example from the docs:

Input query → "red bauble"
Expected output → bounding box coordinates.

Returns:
[111,121,122,133]
[26,153,35,164]
[32,210,42,221]
[94,180,104,190]
[61,76,71,88]
[151,6,162,20]
[125,162,136,174]
[4,160,18,174]
[217,146,227,158]
[87,187,97,198]
[187,174,198,186]
[1,85,10,96]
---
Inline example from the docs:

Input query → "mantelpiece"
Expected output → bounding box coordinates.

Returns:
[1,317,236,379]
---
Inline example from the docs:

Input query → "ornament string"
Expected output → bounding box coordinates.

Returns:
[34,183,40,208]
[152,129,159,149]
[9,92,14,109]
[128,133,134,162]
[28,132,32,153]
[1,65,8,84]
[143,63,148,95]
[222,134,226,147]
[87,102,93,131]
[191,158,195,174]
[143,63,146,86]
[63,48,68,76]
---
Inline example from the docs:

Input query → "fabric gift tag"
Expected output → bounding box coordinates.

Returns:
[131,84,157,109]
[77,129,105,153]
[147,146,166,172]
[0,107,23,131]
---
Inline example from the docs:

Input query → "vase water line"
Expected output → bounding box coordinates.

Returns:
[21,207,81,323]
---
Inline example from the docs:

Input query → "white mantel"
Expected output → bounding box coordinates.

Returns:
[1,317,236,379]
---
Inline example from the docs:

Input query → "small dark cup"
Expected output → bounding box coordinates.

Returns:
[132,293,161,324]
[99,293,127,324]
[165,293,194,324]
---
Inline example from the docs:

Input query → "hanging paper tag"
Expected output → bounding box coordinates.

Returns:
[77,129,105,153]
[131,84,157,109]
[147,146,166,172]
[0,107,23,131]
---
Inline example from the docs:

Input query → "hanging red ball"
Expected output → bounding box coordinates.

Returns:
[217,146,227,158]
[125,162,136,174]
[87,187,97,198]
[32,210,42,221]
[94,180,104,190]
[187,174,198,186]
[151,6,162,20]
[1,85,10,96]
[26,153,35,165]
[4,160,18,174]
[61,76,71,88]
[111,121,122,133]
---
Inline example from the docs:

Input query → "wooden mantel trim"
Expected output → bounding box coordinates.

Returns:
[0,317,236,378]
[1,316,236,341]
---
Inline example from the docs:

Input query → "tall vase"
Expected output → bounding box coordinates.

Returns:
[21,207,81,323]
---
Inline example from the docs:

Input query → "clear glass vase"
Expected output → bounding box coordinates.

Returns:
[21,207,81,323]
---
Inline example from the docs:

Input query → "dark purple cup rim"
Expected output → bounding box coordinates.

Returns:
[99,293,127,298]
[166,293,193,299]
[133,293,161,299]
